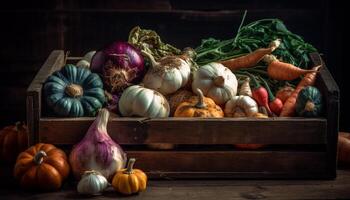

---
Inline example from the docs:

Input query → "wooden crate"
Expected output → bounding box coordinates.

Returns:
[27,50,339,179]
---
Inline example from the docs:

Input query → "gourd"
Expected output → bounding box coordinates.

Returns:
[112,158,147,195]
[224,95,259,117]
[166,89,193,116]
[44,64,106,117]
[14,143,70,191]
[76,51,96,68]
[0,122,28,163]
[174,88,224,117]
[142,48,195,95]
[119,85,170,117]
[192,62,238,105]
[295,86,323,117]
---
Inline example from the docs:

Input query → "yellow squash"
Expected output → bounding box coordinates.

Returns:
[112,158,147,195]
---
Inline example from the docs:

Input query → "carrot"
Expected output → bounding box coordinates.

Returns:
[264,55,319,81]
[276,85,294,103]
[259,77,283,116]
[279,65,322,117]
[220,39,281,71]
[238,77,252,97]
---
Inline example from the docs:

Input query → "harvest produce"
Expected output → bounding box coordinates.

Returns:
[77,170,109,195]
[69,108,126,180]
[14,143,70,191]
[338,132,350,166]
[244,72,272,116]
[280,65,321,117]
[91,41,145,94]
[112,158,147,195]
[264,54,318,81]
[44,64,105,117]
[174,88,224,117]
[128,26,181,61]
[192,62,238,105]
[260,77,283,116]
[296,86,323,117]
[220,39,281,70]
[224,95,259,117]
[166,89,193,116]
[276,85,295,103]
[76,50,96,68]
[238,77,252,97]
[141,48,194,95]
[0,122,28,163]
[118,85,170,117]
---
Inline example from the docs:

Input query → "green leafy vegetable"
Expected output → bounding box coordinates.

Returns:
[195,19,317,68]
[128,26,181,60]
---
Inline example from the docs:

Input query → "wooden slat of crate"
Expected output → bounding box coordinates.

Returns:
[127,151,327,179]
[39,117,327,145]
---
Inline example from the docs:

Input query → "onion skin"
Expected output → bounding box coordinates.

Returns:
[338,132,350,166]
[91,41,145,94]
[69,109,126,180]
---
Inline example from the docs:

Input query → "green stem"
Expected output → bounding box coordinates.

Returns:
[234,10,247,44]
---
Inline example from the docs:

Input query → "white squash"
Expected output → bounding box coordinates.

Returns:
[141,50,192,95]
[119,85,170,117]
[224,95,259,117]
[192,62,238,105]
[76,50,96,68]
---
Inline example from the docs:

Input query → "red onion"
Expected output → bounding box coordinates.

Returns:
[69,108,126,180]
[91,41,145,94]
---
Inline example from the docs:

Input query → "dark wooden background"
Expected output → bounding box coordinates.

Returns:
[0,0,347,131]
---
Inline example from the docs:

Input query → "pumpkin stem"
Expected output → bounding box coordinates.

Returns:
[305,100,315,112]
[33,150,47,165]
[194,89,206,109]
[65,84,83,98]
[125,158,136,174]
[214,76,225,87]
[141,50,159,68]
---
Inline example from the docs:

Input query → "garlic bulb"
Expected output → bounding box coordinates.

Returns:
[192,62,238,105]
[141,48,194,95]
[119,85,170,118]
[69,108,126,180]
[225,95,259,117]
[77,170,108,195]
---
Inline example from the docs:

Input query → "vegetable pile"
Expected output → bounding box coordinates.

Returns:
[23,17,328,193]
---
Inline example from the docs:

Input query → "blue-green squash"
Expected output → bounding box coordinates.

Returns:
[296,86,323,117]
[44,64,106,117]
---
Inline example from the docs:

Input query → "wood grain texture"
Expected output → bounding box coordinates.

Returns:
[27,50,65,145]
[1,170,350,199]
[39,117,327,145]
[126,151,328,179]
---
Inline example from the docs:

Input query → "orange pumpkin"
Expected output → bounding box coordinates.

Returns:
[112,158,147,195]
[166,89,193,116]
[14,143,70,191]
[0,122,28,163]
[174,89,224,117]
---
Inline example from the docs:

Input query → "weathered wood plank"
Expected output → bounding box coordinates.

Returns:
[27,50,65,145]
[310,53,340,179]
[126,151,328,179]
[39,117,327,145]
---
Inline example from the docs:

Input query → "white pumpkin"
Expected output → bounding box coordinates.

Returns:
[225,95,259,117]
[142,51,191,95]
[119,85,170,117]
[76,50,96,68]
[192,62,238,105]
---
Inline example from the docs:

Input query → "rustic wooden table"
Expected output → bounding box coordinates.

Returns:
[1,170,350,200]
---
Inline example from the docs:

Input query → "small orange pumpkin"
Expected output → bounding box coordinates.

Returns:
[14,143,70,191]
[0,122,28,163]
[166,89,193,116]
[174,88,224,117]
[112,158,147,195]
